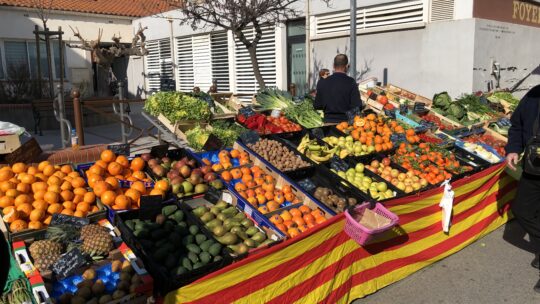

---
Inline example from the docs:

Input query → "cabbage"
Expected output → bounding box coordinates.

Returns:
[448,104,464,120]
[433,92,452,110]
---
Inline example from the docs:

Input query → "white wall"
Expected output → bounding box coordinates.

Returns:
[454,0,474,20]
[310,18,476,98]
[472,18,540,98]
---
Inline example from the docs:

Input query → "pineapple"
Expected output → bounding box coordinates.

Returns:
[81,230,113,257]
[80,224,107,240]
[29,240,63,272]
[46,225,80,243]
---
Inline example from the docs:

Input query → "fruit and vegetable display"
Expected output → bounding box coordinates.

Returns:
[255,89,323,128]
[144,91,212,122]
[190,200,274,255]
[432,92,498,126]
[296,135,337,162]
[463,134,506,156]
[237,112,302,134]
[49,259,142,304]
[312,187,357,213]
[365,158,428,194]
[417,113,456,131]
[488,91,520,112]
[0,279,33,304]
[268,205,328,238]
[246,139,311,172]
[143,153,224,199]
[225,167,301,214]
[460,142,502,163]
[331,163,396,201]
[122,205,227,282]
[200,149,252,172]
[488,118,511,136]
[0,161,100,233]
[185,121,246,151]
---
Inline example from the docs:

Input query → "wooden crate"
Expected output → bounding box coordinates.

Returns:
[0,134,21,154]
[386,84,433,106]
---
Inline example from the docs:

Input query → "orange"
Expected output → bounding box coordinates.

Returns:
[0,181,16,192]
[107,162,123,176]
[256,194,266,205]
[26,166,38,175]
[62,201,75,211]
[122,168,132,178]
[3,207,19,223]
[73,187,88,196]
[282,185,292,194]
[247,197,258,206]
[43,215,52,225]
[100,149,116,163]
[60,181,73,191]
[234,183,247,192]
[105,176,120,190]
[42,165,55,177]
[289,208,302,218]
[130,157,146,171]
[83,192,96,204]
[47,184,61,194]
[10,219,28,232]
[116,155,130,168]
[130,181,146,195]
[101,190,117,206]
[0,196,14,208]
[76,202,91,213]
[20,174,36,185]
[283,220,297,229]
[316,216,327,224]
[230,169,242,180]
[264,191,274,201]
[71,177,86,189]
[241,174,253,184]
[92,181,110,197]
[267,201,279,212]
[5,189,19,199]
[32,200,48,211]
[0,169,14,182]
[230,149,240,158]
[280,210,292,221]
[258,206,269,214]
[132,171,146,180]
[292,215,305,226]
[11,163,27,174]
[74,210,86,218]
[60,165,73,174]
[14,194,32,207]
[212,164,223,172]
[311,209,325,219]
[33,190,46,201]
[124,189,141,205]
[37,161,51,172]
[149,188,165,198]
[155,180,170,193]
[68,171,80,178]
[87,174,103,188]
[73,194,84,204]
[221,171,232,182]
[275,223,287,233]
[303,214,315,224]
[274,193,285,204]
[31,182,47,193]
[28,221,43,230]
[90,206,99,213]
[269,214,283,224]
[16,203,32,219]
[34,173,46,182]
[60,190,74,202]
[287,228,301,238]
[114,195,131,209]
[29,209,45,222]
[61,209,74,216]
[43,191,60,204]
[53,171,66,179]
[94,160,108,169]
[284,193,295,202]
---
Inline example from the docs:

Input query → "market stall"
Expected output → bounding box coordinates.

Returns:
[0,85,519,304]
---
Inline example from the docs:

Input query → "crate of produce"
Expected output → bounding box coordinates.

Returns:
[285,165,368,213]
[75,162,154,189]
[236,111,302,135]
[386,84,433,106]
[0,162,107,241]
[275,129,337,163]
[344,202,399,246]
[237,137,314,179]
[10,215,153,304]
[320,156,405,201]
[190,142,253,173]
[115,200,233,295]
[461,133,506,157]
[180,190,285,257]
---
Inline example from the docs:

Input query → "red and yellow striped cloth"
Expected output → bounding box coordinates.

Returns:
[165,163,516,303]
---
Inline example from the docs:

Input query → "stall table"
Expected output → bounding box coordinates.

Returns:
[165,163,515,303]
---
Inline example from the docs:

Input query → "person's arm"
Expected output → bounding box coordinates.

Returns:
[349,80,362,108]
[505,99,526,155]
[314,80,324,110]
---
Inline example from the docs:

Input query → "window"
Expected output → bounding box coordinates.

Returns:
[0,48,4,79]
[4,41,29,77]
[211,31,230,92]
[27,42,49,78]
[145,38,174,93]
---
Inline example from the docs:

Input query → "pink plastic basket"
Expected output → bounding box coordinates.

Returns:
[344,202,399,245]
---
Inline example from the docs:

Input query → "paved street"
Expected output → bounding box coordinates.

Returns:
[353,220,540,304]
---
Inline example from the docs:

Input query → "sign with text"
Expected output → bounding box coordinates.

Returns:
[107,144,130,156]
[52,248,87,278]
[474,0,540,28]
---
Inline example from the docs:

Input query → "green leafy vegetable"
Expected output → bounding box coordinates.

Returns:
[144,91,212,122]
[256,89,323,128]
[433,92,451,110]
[185,126,210,151]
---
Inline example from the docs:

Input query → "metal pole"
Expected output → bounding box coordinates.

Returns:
[350,0,357,80]
[118,81,127,144]
[44,28,55,98]
[71,88,85,146]
[306,0,311,89]
[34,25,42,98]
[56,85,67,148]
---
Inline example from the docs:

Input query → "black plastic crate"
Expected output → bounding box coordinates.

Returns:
[116,200,233,295]
[309,125,347,140]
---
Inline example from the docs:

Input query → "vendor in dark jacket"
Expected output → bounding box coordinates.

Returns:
[314,54,362,123]
[506,84,540,293]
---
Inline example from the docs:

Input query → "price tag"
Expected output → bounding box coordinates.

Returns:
[384,109,396,119]
[369,93,378,101]
[221,192,233,204]
[50,213,89,228]
[107,144,130,156]
[139,195,163,217]
[239,131,260,145]
[413,102,427,114]
[238,106,256,118]
[202,134,224,151]
[346,107,361,125]
[399,104,408,115]
[150,144,169,158]
[52,248,88,278]
[311,128,324,139]
[297,178,317,193]
[244,205,253,217]
[330,156,349,172]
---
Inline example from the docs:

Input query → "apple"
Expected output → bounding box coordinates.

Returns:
[371,160,380,169]
[182,181,194,193]
[180,165,191,178]
[167,170,180,180]
[204,172,217,182]
[209,180,224,190]
[170,176,184,185]
[382,158,391,166]
[376,182,388,192]
[355,163,365,173]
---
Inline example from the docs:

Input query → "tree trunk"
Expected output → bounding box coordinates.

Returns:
[246,45,266,89]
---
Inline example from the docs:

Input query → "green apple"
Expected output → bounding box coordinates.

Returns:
[376,182,388,192]
[367,146,375,153]
[346,136,353,142]
[355,163,365,173]
[346,168,356,176]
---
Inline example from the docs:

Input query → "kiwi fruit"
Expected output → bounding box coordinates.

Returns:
[82,269,96,281]
[117,280,130,292]
[75,286,92,300]
[91,280,105,296]
[112,290,126,300]
[70,296,86,304]
[98,295,112,304]
[59,293,73,304]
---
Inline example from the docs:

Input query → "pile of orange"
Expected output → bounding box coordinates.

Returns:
[269,205,327,238]
[87,150,167,210]
[0,161,99,233]
[222,166,300,213]
[205,149,251,172]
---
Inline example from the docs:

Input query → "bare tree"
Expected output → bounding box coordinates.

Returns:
[67,24,149,69]
[158,0,329,89]
[31,0,54,28]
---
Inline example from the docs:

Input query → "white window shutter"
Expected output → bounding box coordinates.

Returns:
[211,31,230,92]
[176,36,194,92]
[192,34,213,91]
[430,0,455,22]
[144,38,173,93]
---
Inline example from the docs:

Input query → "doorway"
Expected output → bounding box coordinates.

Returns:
[287,19,307,97]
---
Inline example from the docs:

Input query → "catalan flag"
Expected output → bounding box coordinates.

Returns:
[165,163,515,304]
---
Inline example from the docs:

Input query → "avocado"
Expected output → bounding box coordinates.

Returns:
[208,243,222,257]
[162,205,178,217]
[170,210,185,223]
[177,221,188,229]
[126,220,135,230]
[163,220,175,231]
[175,266,188,276]
[151,229,167,240]
[189,225,200,235]
[213,256,223,262]
[188,252,199,264]
[182,235,194,246]
[195,234,207,245]
[153,248,168,261]
[200,240,214,252]
[192,206,208,217]
[168,232,182,244]
[182,258,193,271]
[186,244,201,254]
[200,212,215,223]
[155,239,168,248]
[199,252,212,264]
[133,229,149,239]
[216,232,238,245]
[193,262,203,270]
